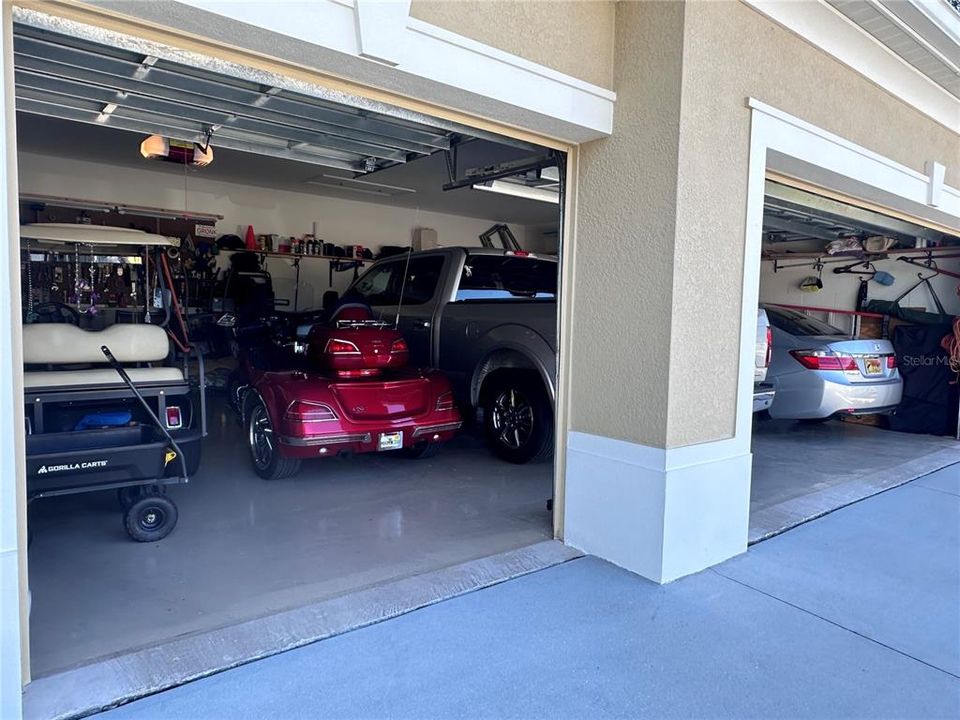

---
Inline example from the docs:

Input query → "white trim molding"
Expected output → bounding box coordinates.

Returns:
[160,0,615,142]
[747,99,960,225]
[741,0,960,133]
[564,432,751,584]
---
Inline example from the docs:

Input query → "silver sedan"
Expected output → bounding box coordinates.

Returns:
[763,306,903,421]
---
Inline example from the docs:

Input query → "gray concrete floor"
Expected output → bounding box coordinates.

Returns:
[750,418,957,542]
[27,398,553,677]
[28,401,956,679]
[98,466,960,720]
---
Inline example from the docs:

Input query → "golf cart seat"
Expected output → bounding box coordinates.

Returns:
[22,323,183,390]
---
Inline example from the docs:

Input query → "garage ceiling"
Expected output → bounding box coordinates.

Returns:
[763,182,960,250]
[13,24,457,175]
[12,23,560,226]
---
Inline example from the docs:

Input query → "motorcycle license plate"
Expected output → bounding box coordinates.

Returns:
[865,357,882,375]
[378,431,403,451]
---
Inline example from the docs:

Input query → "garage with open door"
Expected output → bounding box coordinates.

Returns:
[749,176,959,542]
[12,15,568,706]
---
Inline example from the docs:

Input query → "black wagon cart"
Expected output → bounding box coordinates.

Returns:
[21,224,206,541]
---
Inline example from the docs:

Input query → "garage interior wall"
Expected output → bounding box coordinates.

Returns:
[760,261,960,318]
[17,152,548,304]
[409,0,616,90]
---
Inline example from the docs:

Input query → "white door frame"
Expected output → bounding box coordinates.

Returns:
[738,97,960,454]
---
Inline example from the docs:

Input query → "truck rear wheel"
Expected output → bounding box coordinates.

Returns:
[483,371,553,464]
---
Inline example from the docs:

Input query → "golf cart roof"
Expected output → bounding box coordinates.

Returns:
[19,223,180,248]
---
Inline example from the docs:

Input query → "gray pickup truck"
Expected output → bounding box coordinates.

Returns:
[340,247,557,464]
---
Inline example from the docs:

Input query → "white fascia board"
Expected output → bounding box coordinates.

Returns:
[741,0,960,133]
[180,0,362,57]
[172,0,615,141]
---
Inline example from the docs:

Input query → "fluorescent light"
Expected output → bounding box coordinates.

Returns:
[307,182,396,197]
[319,174,417,194]
[472,181,559,204]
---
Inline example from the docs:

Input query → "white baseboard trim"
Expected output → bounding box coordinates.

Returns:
[564,431,751,583]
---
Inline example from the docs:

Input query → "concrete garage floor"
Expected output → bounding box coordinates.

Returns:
[27,400,553,677]
[98,466,959,720]
[750,419,957,542]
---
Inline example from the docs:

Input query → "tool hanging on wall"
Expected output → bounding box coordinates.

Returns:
[898,253,960,281]
[799,261,825,292]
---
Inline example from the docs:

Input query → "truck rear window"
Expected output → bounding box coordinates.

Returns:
[455,255,557,301]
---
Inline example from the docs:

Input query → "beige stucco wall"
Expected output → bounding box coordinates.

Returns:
[410,0,616,90]
[570,0,959,449]
[570,0,686,448]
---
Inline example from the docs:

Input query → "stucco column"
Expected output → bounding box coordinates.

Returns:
[562,0,751,583]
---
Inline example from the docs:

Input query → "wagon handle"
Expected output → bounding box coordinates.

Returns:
[101,345,189,480]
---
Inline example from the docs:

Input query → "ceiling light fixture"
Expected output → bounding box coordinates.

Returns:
[472,180,559,204]
[140,135,214,167]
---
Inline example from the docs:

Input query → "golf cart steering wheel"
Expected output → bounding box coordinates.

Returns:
[29,302,82,325]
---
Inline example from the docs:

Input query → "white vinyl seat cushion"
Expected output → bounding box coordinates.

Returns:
[23,323,171,364]
[24,367,184,390]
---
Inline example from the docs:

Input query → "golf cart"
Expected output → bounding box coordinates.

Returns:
[21,224,206,542]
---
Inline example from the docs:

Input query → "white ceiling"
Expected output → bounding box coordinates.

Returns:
[17,113,561,227]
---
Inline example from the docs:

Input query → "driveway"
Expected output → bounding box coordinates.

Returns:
[98,464,960,719]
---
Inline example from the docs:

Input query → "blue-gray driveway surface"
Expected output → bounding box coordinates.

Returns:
[101,464,960,719]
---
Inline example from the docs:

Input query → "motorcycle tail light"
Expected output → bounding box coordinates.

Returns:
[436,391,455,412]
[336,369,381,378]
[284,400,338,422]
[391,338,409,354]
[324,338,361,355]
[165,406,182,429]
[886,355,897,369]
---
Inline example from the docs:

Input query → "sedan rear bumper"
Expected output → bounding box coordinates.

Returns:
[753,383,776,413]
[770,374,902,420]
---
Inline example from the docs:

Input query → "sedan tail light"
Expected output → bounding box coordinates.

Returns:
[789,350,857,371]
[436,391,455,412]
[284,400,338,422]
[391,338,409,354]
[886,354,897,369]
[765,327,773,368]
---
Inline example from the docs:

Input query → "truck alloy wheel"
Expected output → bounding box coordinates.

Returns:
[483,371,553,464]
[491,389,535,451]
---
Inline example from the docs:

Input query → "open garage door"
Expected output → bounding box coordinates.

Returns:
[13,17,569,713]
[749,179,959,542]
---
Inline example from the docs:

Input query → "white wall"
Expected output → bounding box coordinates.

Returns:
[760,255,960,330]
[18,152,530,308]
